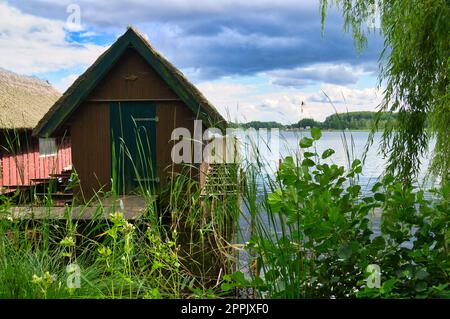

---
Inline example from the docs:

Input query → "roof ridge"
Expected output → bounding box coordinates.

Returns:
[0,68,56,89]
[0,69,60,129]
[33,26,226,137]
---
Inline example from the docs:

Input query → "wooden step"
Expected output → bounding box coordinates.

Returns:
[36,192,73,197]
[31,178,57,184]
[49,173,72,179]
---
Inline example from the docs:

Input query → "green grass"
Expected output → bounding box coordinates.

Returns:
[0,126,448,299]
[0,125,239,299]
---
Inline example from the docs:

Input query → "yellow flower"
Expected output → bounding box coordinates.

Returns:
[60,236,76,247]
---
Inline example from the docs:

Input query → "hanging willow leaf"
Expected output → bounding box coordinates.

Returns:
[320,0,450,184]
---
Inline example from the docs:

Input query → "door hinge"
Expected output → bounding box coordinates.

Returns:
[134,116,159,123]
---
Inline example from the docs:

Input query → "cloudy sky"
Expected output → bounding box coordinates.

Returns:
[0,0,384,123]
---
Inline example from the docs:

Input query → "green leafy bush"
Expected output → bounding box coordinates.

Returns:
[233,128,449,298]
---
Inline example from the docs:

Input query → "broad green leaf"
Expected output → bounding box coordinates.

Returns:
[302,158,315,167]
[220,283,235,291]
[351,159,361,168]
[374,193,386,201]
[284,156,294,166]
[347,185,361,196]
[371,182,383,192]
[300,137,313,148]
[383,174,394,185]
[322,148,335,159]
[304,151,317,158]
[232,271,247,284]
[311,127,322,140]
[268,189,283,211]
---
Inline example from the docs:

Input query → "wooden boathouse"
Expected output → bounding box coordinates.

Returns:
[33,27,227,201]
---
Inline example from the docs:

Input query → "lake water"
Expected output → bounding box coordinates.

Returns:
[236,130,436,246]
[239,130,435,194]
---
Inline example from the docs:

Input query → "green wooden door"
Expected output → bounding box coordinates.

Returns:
[110,102,157,194]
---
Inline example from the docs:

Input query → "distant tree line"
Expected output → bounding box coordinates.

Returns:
[230,112,397,130]
[228,121,286,129]
[297,111,397,130]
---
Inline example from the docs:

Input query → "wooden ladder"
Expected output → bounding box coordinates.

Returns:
[202,163,240,197]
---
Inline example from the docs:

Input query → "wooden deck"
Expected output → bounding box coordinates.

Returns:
[3,195,148,220]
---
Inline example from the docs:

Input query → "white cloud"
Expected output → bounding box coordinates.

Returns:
[198,80,383,123]
[310,83,382,107]
[0,1,383,123]
[0,2,106,75]
[9,0,383,81]
[196,81,260,122]
[53,73,78,92]
[269,63,364,88]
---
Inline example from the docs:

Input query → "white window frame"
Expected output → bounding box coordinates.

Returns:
[39,138,58,157]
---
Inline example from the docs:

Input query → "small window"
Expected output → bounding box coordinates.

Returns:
[39,138,57,157]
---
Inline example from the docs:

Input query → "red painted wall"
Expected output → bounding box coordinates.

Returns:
[0,136,72,191]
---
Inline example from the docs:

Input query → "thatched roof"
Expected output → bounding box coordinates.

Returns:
[0,68,60,130]
[33,27,226,137]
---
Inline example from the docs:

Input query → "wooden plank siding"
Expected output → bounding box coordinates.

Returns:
[0,132,71,191]
[67,47,205,198]
[70,102,111,200]
[88,48,178,101]
[156,101,204,187]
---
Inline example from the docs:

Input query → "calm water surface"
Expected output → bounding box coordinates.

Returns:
[237,130,436,245]
[240,130,435,193]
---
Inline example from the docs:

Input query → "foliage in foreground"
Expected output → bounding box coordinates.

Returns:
[0,128,448,299]
[0,175,233,299]
[0,213,183,298]
[225,128,449,298]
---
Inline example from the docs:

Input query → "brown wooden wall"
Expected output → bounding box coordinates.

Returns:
[68,47,203,199]
[156,101,203,186]
[89,48,178,101]
[70,102,111,200]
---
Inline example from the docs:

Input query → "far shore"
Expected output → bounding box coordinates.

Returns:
[283,128,379,132]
